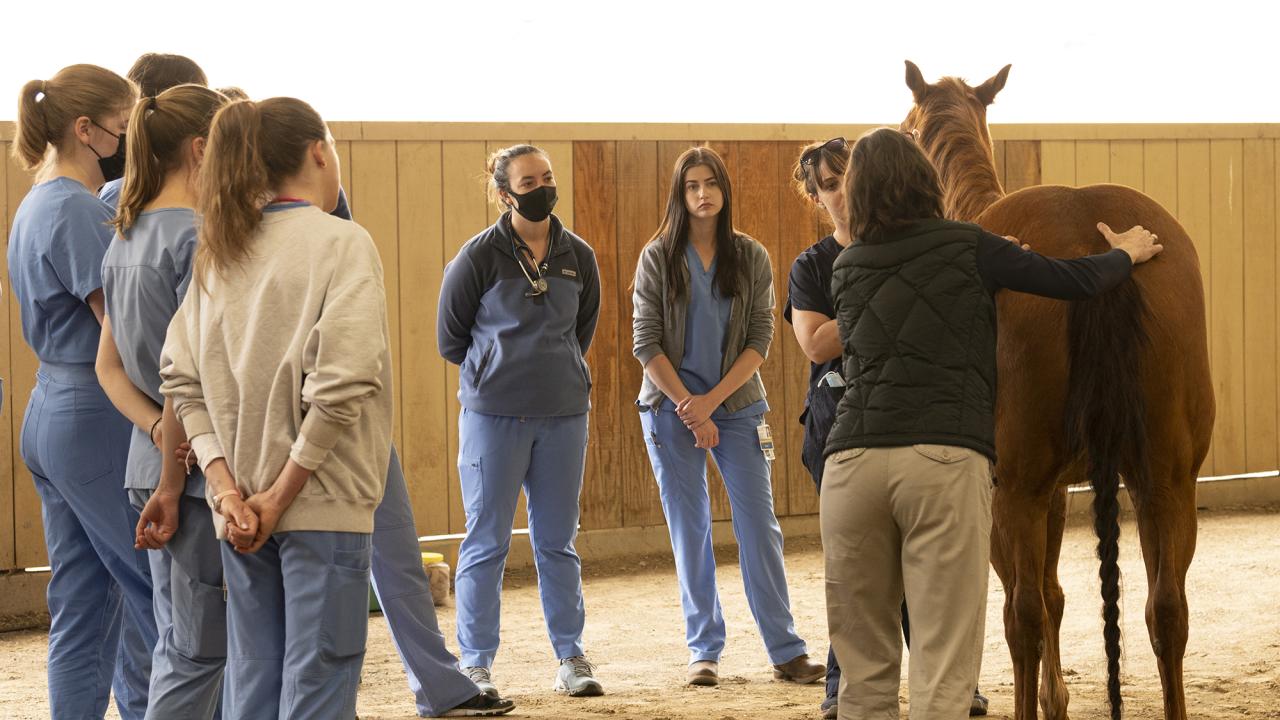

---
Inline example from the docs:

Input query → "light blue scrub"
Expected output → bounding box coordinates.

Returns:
[104,208,225,719]
[456,410,589,667]
[641,243,806,665]
[8,177,155,719]
[220,531,372,720]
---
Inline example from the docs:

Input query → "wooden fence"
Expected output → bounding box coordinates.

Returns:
[1,122,1276,570]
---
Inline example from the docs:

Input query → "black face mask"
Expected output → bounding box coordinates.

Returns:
[89,120,127,183]
[507,185,557,223]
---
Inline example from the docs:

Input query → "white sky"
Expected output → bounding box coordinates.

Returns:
[2,0,1276,124]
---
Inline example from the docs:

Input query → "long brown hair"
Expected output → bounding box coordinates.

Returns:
[127,53,207,97]
[12,64,135,172]
[844,127,944,243]
[113,85,227,236]
[651,146,742,303]
[195,97,328,281]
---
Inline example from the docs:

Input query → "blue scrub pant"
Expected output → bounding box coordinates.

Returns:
[22,362,155,720]
[128,490,225,720]
[640,408,807,665]
[373,447,482,716]
[455,410,589,668]
[220,530,371,720]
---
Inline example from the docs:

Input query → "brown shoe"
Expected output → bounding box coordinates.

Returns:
[687,660,720,686]
[772,654,826,684]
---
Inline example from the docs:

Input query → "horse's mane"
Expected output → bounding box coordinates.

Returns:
[916,78,1006,223]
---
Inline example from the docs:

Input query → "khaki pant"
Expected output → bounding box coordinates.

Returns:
[820,445,992,720]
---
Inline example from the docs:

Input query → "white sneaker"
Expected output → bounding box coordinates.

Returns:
[553,655,604,697]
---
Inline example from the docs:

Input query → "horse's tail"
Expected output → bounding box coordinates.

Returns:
[1064,278,1150,720]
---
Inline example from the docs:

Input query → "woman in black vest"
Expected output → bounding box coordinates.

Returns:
[821,128,1161,719]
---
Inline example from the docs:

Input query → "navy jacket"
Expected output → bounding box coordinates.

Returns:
[437,212,600,417]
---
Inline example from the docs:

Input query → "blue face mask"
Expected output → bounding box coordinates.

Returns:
[507,185,558,223]
[89,119,126,183]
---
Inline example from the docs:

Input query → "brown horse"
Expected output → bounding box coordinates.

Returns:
[899,61,1214,720]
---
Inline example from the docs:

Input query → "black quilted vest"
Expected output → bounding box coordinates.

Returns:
[823,219,998,461]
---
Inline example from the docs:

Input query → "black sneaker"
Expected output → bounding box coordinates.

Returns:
[440,692,516,717]
[970,687,989,716]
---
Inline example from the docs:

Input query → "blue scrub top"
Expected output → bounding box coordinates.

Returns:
[8,177,114,364]
[102,208,203,495]
[661,243,768,419]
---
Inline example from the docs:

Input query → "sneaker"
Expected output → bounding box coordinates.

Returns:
[772,654,827,685]
[463,666,498,699]
[970,687,989,716]
[554,655,604,697]
[686,660,719,687]
[820,694,838,719]
[440,692,516,717]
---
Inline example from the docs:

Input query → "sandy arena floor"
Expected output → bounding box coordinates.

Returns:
[1,507,1277,719]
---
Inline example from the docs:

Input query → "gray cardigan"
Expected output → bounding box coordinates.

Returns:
[631,234,774,413]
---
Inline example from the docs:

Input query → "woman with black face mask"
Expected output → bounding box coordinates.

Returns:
[437,144,604,701]
[7,64,156,720]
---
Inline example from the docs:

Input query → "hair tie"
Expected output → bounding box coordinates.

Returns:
[147,96,160,111]
[34,80,47,102]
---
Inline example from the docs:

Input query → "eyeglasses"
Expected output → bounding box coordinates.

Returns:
[800,137,847,168]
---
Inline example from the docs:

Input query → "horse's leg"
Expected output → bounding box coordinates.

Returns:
[1038,485,1070,720]
[992,485,1051,720]
[1127,459,1197,720]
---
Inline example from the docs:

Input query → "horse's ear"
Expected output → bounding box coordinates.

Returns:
[975,64,1012,106]
[905,60,929,103]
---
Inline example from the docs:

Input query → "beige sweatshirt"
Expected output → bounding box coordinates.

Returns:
[159,205,392,534]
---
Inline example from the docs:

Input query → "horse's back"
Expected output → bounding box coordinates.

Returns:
[980,183,1213,466]
[977,183,1206,330]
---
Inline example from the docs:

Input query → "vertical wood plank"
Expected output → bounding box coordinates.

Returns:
[736,141,788,517]
[350,142,403,452]
[396,141,450,535]
[1143,140,1179,215]
[441,142,490,533]
[1209,140,1245,475]
[777,140,823,517]
[1177,139,1214,474]
[616,141,665,528]
[1040,141,1076,186]
[337,141,352,207]
[0,142,13,568]
[1242,139,1276,472]
[573,141,622,530]
[1075,141,1110,186]
[1109,140,1144,190]
[8,155,42,568]
[1004,141,1041,192]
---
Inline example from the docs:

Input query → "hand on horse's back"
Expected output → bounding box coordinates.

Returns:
[1097,222,1164,265]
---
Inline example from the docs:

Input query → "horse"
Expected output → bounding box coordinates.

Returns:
[898,61,1214,720]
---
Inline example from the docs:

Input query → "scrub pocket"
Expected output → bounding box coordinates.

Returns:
[319,543,372,659]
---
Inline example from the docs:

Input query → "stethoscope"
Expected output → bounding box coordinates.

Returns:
[513,233,552,298]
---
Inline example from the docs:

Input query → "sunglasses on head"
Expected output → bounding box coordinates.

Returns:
[800,137,847,168]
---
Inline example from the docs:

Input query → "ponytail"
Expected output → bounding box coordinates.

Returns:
[14,79,51,170]
[113,85,226,236]
[10,64,134,172]
[196,97,326,283]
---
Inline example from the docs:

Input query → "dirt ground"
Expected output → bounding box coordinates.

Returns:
[1,507,1277,719]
